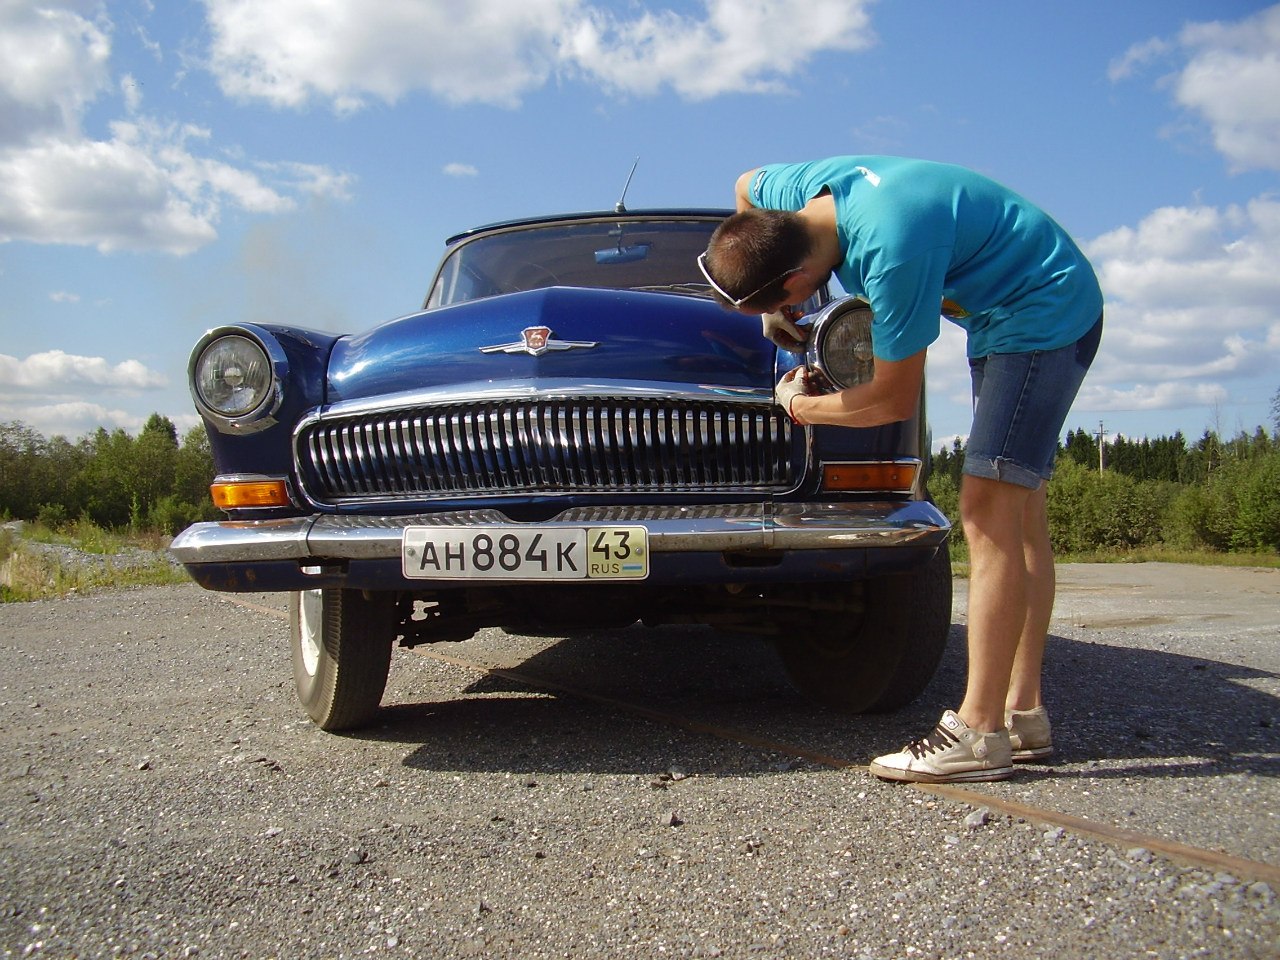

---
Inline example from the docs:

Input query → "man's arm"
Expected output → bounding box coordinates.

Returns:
[787,350,927,428]
[734,169,759,211]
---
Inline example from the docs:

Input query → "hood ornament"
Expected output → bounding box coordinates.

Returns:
[480,326,598,357]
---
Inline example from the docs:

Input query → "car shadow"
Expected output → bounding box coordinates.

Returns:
[351,621,1278,782]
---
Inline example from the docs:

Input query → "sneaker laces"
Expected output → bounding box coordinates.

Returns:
[906,723,960,759]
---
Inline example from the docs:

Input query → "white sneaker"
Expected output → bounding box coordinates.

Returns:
[869,710,1014,783]
[1006,705,1053,762]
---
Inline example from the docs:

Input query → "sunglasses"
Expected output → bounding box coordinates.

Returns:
[696,251,801,309]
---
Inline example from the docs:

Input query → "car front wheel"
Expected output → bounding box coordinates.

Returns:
[773,542,952,713]
[291,588,395,731]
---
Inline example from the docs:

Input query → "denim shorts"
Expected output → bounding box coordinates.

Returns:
[963,315,1103,490]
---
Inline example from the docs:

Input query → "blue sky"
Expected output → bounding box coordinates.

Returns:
[2,0,1278,451]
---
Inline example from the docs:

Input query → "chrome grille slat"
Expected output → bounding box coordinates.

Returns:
[296,399,794,503]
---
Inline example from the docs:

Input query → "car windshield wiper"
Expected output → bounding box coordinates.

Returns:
[630,283,716,297]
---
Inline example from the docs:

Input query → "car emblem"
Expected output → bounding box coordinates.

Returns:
[479,326,599,357]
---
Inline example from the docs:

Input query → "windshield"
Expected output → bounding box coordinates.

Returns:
[427,218,723,308]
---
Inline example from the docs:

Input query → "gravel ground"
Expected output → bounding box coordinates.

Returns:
[1,564,1277,959]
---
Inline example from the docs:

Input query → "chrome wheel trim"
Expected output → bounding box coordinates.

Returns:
[298,589,324,677]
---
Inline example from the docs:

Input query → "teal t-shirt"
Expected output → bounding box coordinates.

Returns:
[749,156,1103,361]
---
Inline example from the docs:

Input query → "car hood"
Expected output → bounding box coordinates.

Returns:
[326,287,775,404]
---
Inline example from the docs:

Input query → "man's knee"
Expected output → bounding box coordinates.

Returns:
[959,476,1035,539]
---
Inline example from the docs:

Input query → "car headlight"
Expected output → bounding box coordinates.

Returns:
[804,297,875,392]
[189,327,287,434]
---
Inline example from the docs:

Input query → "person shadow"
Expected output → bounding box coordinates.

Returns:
[358,619,1278,785]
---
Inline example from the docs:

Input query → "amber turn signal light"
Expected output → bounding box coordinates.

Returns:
[821,461,919,493]
[210,478,291,509]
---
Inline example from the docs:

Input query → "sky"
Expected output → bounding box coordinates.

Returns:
[2,0,1279,452]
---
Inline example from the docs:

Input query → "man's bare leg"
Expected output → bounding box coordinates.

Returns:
[956,475,1037,733]
[1008,483,1054,712]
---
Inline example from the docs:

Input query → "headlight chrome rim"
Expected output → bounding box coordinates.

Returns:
[189,325,289,434]
[803,297,876,393]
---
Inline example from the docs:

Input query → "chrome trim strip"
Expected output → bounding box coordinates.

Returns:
[170,501,950,564]
[304,379,774,425]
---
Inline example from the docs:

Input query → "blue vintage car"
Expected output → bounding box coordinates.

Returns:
[170,208,952,730]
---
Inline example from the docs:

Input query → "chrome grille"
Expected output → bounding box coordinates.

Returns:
[296,399,796,503]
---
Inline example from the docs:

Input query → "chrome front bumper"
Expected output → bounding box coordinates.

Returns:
[170,501,949,565]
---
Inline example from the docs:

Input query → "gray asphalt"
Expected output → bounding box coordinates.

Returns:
[1,562,1277,959]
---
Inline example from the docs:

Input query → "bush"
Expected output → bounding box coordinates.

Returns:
[1230,452,1280,551]
[1161,454,1280,552]
[1046,458,1166,552]
[148,495,209,537]
[36,502,69,529]
[927,473,963,544]
[1167,482,1234,551]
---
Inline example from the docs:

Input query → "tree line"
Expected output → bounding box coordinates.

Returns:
[3,402,1279,554]
[931,415,1280,554]
[0,415,219,535]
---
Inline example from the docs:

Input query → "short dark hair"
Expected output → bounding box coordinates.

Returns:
[704,208,812,311]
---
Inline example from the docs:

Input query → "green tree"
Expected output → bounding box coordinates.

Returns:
[930,437,965,487]
[172,425,218,520]
[0,421,49,519]
[1063,428,1097,469]
[1150,431,1188,483]
[1183,430,1224,484]
[74,428,136,527]
[133,414,181,521]
[41,435,91,523]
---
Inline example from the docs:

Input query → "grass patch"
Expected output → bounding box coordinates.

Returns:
[943,537,1278,578]
[22,516,170,555]
[0,522,189,602]
[1053,545,1280,568]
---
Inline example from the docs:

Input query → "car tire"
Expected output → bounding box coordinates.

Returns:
[290,588,395,731]
[773,542,952,714]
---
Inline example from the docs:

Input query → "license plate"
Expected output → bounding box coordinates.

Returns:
[402,525,648,581]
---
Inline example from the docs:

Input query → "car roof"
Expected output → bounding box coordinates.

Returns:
[445,209,734,246]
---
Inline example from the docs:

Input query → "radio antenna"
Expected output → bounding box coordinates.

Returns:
[614,157,640,213]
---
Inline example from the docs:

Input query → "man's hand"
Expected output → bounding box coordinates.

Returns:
[762,307,807,351]
[774,367,814,424]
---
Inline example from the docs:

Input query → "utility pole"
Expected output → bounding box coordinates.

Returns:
[1096,421,1106,472]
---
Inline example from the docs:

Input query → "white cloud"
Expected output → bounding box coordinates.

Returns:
[1082,196,1280,412]
[1087,198,1280,311]
[0,348,177,439]
[1107,37,1170,83]
[1112,4,1280,173]
[258,161,356,200]
[1175,5,1280,173]
[0,1,111,142]
[443,163,479,178]
[0,350,169,392]
[49,291,80,303]
[0,1,351,255]
[120,73,143,113]
[201,0,876,110]
[0,398,153,441]
[561,0,875,101]
[1075,380,1229,414]
[204,0,573,110]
